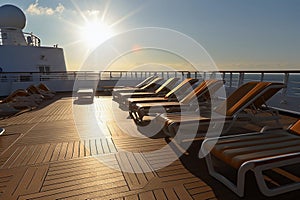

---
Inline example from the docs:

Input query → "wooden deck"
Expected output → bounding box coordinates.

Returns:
[0,94,299,200]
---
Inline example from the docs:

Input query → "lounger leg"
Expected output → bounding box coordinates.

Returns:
[135,109,145,123]
[128,110,135,118]
[253,158,300,197]
[130,111,140,123]
[205,154,252,197]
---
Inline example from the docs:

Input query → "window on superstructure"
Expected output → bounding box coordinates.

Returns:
[38,65,50,74]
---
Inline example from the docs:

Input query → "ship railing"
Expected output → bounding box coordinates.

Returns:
[0,70,299,97]
[36,71,192,81]
[0,29,41,46]
[23,32,41,47]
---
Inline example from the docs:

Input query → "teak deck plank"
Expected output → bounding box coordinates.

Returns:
[0,165,48,200]
[153,189,167,200]
[0,95,298,200]
[138,191,156,199]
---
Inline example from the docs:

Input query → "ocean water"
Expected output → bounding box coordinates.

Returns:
[221,73,300,97]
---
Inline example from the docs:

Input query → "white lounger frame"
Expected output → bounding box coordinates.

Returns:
[202,132,300,197]
[0,128,5,135]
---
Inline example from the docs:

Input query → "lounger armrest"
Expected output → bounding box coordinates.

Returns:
[260,126,284,133]
[244,152,300,167]
[204,131,262,142]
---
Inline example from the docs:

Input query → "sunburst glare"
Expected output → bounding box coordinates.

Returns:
[79,20,114,49]
[59,0,147,68]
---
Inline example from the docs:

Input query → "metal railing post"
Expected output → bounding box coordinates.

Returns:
[238,72,244,86]
[283,73,289,96]
[260,72,264,82]
[229,73,233,87]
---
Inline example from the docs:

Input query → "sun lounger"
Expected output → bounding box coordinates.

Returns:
[126,78,198,109]
[113,77,162,93]
[156,82,285,138]
[112,77,163,101]
[0,89,41,108]
[129,79,224,123]
[76,88,95,103]
[0,89,28,104]
[201,119,300,197]
[27,85,54,99]
[117,77,180,105]
[37,83,56,94]
[11,96,39,108]
[109,75,157,91]
[36,83,56,97]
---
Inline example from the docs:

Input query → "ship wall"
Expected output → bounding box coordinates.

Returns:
[0,45,66,72]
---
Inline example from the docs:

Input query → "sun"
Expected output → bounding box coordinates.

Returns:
[80,20,114,49]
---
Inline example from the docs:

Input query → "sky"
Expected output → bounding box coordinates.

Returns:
[1,0,300,71]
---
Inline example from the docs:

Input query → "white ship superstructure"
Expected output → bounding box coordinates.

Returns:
[0,4,66,73]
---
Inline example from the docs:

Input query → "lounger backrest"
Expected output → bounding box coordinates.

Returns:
[215,81,260,116]
[37,83,51,92]
[179,80,208,104]
[135,75,157,88]
[251,82,285,108]
[154,77,179,94]
[2,89,29,103]
[27,85,41,95]
[227,82,273,116]
[180,79,223,104]
[289,120,300,135]
[164,78,198,99]
[200,80,225,101]
[217,82,284,117]
[140,77,163,90]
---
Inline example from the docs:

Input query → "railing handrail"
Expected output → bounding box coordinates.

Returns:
[1,70,300,74]
[0,28,41,47]
[1,70,300,96]
[23,32,41,47]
